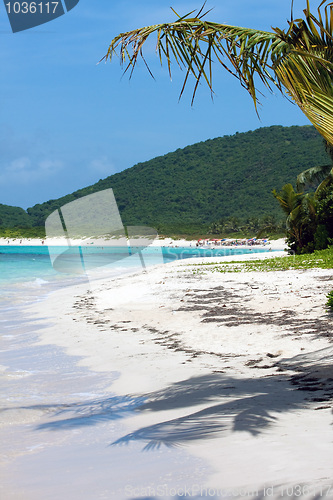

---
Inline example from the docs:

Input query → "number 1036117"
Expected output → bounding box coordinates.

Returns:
[5,2,60,14]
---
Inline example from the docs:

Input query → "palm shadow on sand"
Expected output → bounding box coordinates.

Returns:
[112,347,333,450]
[7,347,332,448]
[110,373,303,450]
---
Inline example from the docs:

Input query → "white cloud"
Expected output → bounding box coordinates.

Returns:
[7,157,31,172]
[0,157,64,184]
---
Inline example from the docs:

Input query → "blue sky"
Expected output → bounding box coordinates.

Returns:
[0,0,316,209]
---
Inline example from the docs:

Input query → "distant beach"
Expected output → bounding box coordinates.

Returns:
[0,236,286,249]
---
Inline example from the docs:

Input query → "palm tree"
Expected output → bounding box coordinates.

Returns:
[273,183,317,251]
[295,141,333,248]
[103,1,333,145]
[296,141,333,194]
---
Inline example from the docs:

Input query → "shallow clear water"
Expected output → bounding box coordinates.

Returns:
[0,244,272,288]
[0,247,57,284]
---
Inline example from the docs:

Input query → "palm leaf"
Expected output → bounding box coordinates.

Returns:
[104,1,333,143]
[296,164,333,191]
[315,170,333,194]
[102,15,285,108]
[272,184,303,215]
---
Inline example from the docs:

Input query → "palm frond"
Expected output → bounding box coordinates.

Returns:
[272,184,304,215]
[274,45,333,143]
[315,168,333,194]
[296,164,333,191]
[102,11,285,107]
[104,1,333,143]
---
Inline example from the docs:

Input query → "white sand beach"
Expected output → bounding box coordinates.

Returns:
[0,236,284,248]
[2,241,333,499]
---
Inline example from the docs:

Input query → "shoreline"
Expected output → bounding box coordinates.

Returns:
[17,251,333,496]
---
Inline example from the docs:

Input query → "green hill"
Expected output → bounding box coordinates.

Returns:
[0,204,32,228]
[1,125,330,234]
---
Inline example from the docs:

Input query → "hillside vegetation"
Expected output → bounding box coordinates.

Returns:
[0,204,32,228]
[1,126,329,236]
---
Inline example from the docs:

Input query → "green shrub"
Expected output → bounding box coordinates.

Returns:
[314,224,330,250]
[326,290,333,311]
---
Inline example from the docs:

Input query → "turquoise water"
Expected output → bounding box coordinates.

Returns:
[0,245,273,288]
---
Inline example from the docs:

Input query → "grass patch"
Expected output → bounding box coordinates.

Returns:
[0,227,46,239]
[190,246,333,273]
